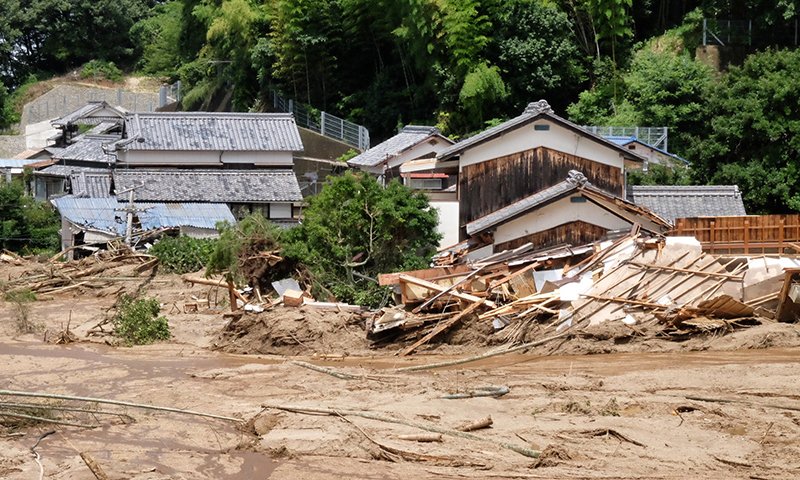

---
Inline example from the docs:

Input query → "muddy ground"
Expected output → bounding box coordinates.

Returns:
[1,269,800,479]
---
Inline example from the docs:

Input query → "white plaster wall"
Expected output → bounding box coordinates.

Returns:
[493,195,630,245]
[120,150,292,167]
[430,199,460,248]
[459,120,625,170]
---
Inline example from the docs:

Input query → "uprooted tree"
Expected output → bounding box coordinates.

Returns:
[283,172,442,307]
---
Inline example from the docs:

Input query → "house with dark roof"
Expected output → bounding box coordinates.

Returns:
[630,185,747,222]
[113,170,303,222]
[111,112,303,168]
[465,170,671,252]
[432,100,648,247]
[347,126,453,182]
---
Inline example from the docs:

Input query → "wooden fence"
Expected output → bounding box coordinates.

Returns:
[671,215,800,254]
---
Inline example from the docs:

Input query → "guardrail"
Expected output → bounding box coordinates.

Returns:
[271,91,369,151]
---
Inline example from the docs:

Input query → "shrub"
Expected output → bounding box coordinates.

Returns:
[80,60,124,82]
[4,288,38,333]
[149,235,217,273]
[113,295,170,345]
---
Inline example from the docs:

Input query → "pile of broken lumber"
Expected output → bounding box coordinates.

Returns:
[374,233,800,354]
[0,247,159,297]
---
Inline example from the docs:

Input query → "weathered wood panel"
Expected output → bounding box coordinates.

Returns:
[459,146,624,227]
[495,221,608,252]
[672,215,800,254]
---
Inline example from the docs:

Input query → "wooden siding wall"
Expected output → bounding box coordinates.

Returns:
[495,221,608,252]
[459,146,624,227]
[672,215,800,254]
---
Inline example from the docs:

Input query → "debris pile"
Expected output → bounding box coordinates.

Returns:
[0,244,159,297]
[373,231,800,354]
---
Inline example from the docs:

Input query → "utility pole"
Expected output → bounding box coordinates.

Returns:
[115,183,146,246]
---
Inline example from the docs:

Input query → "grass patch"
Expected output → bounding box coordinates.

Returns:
[4,288,38,333]
[113,295,170,346]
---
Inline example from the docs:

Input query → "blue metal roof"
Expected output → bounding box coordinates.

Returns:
[0,159,41,168]
[603,136,689,164]
[51,196,235,235]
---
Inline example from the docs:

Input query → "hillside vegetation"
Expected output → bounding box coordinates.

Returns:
[1,0,799,212]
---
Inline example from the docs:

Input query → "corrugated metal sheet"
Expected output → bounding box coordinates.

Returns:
[121,112,303,152]
[0,158,42,168]
[51,196,235,235]
[113,169,303,203]
[347,126,447,167]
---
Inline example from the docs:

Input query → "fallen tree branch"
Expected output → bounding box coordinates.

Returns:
[0,390,241,422]
[579,428,646,447]
[262,403,539,459]
[0,411,96,428]
[684,395,800,412]
[455,416,493,432]
[443,386,509,399]
[80,452,111,480]
[291,361,364,381]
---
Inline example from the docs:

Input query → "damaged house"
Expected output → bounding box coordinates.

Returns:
[43,107,307,253]
[431,100,653,253]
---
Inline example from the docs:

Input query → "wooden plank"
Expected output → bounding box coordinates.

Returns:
[379,265,472,286]
[398,274,496,308]
[398,301,483,356]
[628,261,743,279]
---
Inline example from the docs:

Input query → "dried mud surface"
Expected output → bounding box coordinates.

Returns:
[1,266,800,479]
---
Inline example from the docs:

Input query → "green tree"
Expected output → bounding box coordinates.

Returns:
[130,1,184,77]
[568,28,715,155]
[0,179,60,253]
[691,49,800,213]
[283,172,441,306]
[493,0,587,112]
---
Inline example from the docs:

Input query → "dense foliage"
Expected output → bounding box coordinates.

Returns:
[149,235,217,273]
[112,295,171,346]
[3,1,800,213]
[283,172,440,306]
[0,179,60,254]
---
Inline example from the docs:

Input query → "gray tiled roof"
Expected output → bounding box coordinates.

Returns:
[631,185,747,222]
[69,171,112,197]
[466,172,584,235]
[51,101,126,127]
[117,112,303,152]
[347,126,449,167]
[113,169,303,203]
[36,165,110,177]
[438,100,646,162]
[54,135,119,163]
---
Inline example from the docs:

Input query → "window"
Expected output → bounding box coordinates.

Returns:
[570,196,587,203]
[269,203,292,219]
[408,178,443,190]
[533,124,550,131]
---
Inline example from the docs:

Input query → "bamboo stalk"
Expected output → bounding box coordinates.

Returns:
[0,390,240,422]
[0,411,95,428]
[261,404,539,459]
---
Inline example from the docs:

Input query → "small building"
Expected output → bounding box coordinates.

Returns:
[112,169,303,223]
[347,126,453,183]
[465,171,671,252]
[630,185,747,223]
[436,100,647,242]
